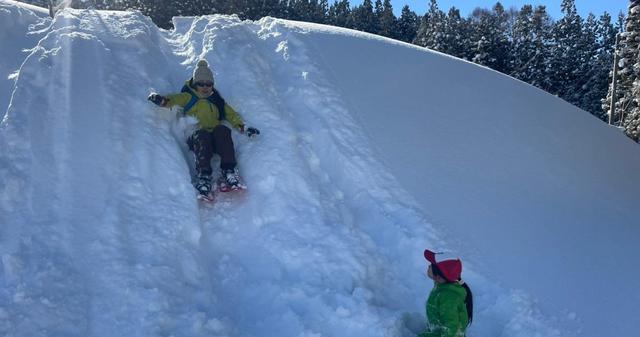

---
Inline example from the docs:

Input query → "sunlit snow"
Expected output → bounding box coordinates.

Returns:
[1,1,639,337]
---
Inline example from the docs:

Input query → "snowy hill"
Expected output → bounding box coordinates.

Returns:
[0,0,49,113]
[1,1,640,336]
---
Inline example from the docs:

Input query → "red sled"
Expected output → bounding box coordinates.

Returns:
[216,176,247,193]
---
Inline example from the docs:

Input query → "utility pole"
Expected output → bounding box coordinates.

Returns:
[609,33,620,125]
[48,0,55,18]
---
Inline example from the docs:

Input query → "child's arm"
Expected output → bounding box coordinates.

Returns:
[223,103,245,131]
[164,93,191,108]
[148,92,191,108]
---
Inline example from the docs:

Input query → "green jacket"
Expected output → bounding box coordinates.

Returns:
[165,82,244,131]
[419,282,469,337]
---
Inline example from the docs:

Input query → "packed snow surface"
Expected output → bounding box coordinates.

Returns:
[1,1,639,336]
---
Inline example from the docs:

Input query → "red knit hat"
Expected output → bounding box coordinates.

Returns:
[424,249,462,282]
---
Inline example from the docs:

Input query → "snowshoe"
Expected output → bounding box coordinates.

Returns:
[218,168,247,192]
[197,192,215,203]
[195,174,215,202]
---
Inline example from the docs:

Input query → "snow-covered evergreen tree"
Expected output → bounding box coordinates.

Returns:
[397,5,419,43]
[469,3,512,74]
[375,0,396,38]
[328,0,352,28]
[571,14,602,114]
[374,0,382,26]
[441,7,471,60]
[301,0,318,21]
[134,0,180,28]
[472,35,491,66]
[511,5,540,83]
[351,0,376,33]
[530,6,554,91]
[576,12,617,120]
[311,0,329,23]
[265,0,286,18]
[413,0,446,51]
[618,0,640,140]
[549,0,584,101]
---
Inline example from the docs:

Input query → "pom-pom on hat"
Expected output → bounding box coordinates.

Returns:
[193,59,214,85]
[424,249,462,282]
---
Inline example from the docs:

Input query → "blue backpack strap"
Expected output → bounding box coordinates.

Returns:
[181,79,226,121]
[181,82,199,114]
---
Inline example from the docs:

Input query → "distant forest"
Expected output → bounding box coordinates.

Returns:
[22,0,640,142]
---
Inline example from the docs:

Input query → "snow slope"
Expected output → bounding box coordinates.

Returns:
[0,0,49,113]
[1,2,639,336]
[298,23,640,337]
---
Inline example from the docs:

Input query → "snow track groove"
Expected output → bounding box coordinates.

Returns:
[165,16,442,336]
[1,9,217,337]
[2,5,602,337]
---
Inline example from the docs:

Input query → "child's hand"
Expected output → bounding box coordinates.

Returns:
[148,93,167,107]
[239,125,260,138]
[246,127,260,138]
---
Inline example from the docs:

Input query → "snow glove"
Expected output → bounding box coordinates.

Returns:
[239,124,260,138]
[148,93,167,107]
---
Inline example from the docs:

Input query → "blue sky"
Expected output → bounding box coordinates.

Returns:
[383,0,629,18]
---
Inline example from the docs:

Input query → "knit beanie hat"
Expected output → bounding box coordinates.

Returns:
[193,59,214,84]
[424,249,462,282]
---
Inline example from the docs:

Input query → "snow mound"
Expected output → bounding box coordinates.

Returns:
[2,5,640,337]
[0,0,50,112]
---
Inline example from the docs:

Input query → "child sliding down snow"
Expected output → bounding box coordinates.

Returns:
[419,249,473,337]
[148,60,259,199]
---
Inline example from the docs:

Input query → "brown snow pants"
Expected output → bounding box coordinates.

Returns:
[187,125,237,176]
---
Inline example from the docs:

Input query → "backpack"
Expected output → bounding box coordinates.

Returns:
[181,78,226,120]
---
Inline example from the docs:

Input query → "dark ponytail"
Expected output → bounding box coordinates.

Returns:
[461,282,473,325]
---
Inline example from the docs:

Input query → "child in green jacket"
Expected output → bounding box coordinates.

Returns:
[419,249,473,337]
